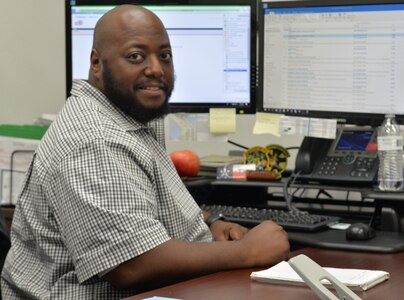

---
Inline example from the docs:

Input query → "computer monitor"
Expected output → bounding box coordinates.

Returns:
[258,0,404,125]
[65,0,257,114]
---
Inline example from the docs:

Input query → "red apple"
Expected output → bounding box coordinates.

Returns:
[170,150,200,177]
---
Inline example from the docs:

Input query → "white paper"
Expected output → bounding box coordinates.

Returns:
[279,116,337,139]
[251,261,389,291]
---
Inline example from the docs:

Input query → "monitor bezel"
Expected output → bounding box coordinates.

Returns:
[257,0,404,126]
[65,0,258,114]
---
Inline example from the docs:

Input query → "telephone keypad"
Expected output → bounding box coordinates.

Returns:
[342,155,355,165]
[317,156,377,179]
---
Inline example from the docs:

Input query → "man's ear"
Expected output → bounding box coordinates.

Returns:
[90,48,102,80]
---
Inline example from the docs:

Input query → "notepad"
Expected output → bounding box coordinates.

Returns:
[251,261,389,291]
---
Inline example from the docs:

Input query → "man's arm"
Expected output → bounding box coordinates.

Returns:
[209,220,249,241]
[103,220,289,289]
[202,210,249,241]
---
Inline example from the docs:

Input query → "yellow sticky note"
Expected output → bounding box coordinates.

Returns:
[253,112,283,136]
[209,108,236,134]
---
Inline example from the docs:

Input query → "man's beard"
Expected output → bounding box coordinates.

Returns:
[102,62,173,123]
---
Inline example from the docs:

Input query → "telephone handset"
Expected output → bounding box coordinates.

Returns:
[295,127,378,184]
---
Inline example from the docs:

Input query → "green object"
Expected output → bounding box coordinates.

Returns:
[0,125,49,140]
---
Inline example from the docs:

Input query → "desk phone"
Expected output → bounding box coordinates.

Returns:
[295,127,378,184]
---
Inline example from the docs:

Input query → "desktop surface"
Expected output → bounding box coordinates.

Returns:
[124,247,403,300]
[288,229,404,253]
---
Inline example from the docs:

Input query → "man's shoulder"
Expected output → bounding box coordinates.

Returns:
[35,98,127,171]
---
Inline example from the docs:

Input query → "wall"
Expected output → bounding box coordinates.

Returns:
[165,115,302,170]
[0,0,303,168]
[0,0,66,125]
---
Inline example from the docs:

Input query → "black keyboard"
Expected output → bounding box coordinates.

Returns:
[200,204,340,232]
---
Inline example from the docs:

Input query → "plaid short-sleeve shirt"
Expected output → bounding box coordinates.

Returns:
[1,80,212,299]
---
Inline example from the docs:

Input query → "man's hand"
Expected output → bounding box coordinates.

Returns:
[239,220,290,266]
[210,220,249,241]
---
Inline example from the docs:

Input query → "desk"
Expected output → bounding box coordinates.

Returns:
[124,247,403,300]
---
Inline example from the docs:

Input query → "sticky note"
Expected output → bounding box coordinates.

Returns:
[209,108,236,134]
[253,112,283,136]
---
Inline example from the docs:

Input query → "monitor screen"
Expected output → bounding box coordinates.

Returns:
[258,0,404,125]
[65,0,257,114]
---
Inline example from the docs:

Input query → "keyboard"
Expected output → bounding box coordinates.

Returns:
[200,204,340,232]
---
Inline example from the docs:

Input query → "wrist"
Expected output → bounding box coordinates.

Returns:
[205,213,227,227]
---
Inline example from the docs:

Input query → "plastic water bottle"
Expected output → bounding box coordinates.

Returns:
[377,114,403,191]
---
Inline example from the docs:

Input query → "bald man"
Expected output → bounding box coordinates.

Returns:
[1,5,289,299]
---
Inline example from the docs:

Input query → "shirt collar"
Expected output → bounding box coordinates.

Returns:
[70,79,147,133]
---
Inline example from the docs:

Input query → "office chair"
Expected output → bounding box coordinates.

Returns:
[0,209,10,274]
[0,210,10,300]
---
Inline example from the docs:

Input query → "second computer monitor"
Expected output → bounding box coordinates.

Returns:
[258,0,404,125]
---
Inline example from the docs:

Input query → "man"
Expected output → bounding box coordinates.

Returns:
[1,5,289,299]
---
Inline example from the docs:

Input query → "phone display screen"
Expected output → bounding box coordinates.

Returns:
[335,130,374,151]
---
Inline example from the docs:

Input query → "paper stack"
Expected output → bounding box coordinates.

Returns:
[251,261,389,291]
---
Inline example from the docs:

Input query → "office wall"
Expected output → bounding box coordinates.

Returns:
[0,0,302,167]
[0,0,66,125]
[166,116,302,164]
